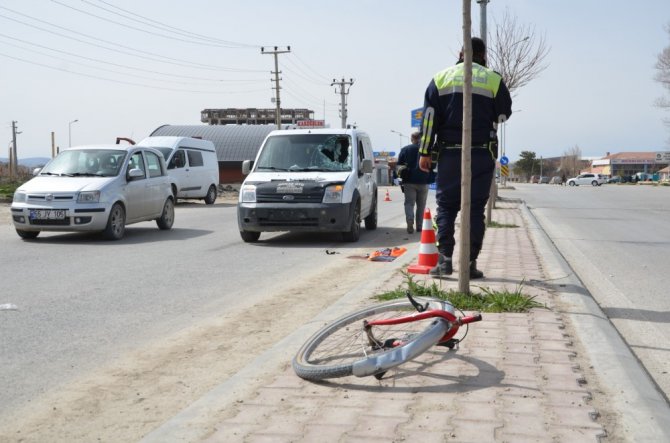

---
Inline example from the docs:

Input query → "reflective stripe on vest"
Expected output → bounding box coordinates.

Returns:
[433,63,501,99]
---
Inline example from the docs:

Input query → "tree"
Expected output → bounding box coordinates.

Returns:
[655,23,670,142]
[512,150,539,178]
[560,145,582,178]
[488,9,550,95]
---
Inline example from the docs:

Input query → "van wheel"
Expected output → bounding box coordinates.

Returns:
[102,203,126,240]
[364,196,377,230]
[342,202,361,242]
[240,230,261,243]
[156,198,175,230]
[204,185,217,205]
[16,229,39,239]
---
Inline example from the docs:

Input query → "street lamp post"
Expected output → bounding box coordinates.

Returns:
[390,130,407,149]
[68,119,79,147]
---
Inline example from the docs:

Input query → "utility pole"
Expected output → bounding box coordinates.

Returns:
[261,46,291,129]
[331,78,354,128]
[11,120,19,179]
[477,0,489,44]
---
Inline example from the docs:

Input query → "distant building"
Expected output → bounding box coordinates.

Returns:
[201,108,314,126]
[590,151,669,177]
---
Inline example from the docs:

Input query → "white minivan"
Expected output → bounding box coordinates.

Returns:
[136,136,219,204]
[237,128,378,242]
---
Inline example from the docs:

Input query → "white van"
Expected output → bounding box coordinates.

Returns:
[237,128,378,242]
[136,136,219,204]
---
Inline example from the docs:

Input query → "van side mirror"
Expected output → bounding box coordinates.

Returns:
[242,160,253,175]
[360,159,373,174]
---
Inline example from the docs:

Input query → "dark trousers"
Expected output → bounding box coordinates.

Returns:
[435,148,495,261]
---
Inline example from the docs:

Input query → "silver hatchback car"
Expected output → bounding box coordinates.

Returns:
[11,144,175,240]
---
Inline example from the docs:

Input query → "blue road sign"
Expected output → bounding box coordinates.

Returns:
[411,108,423,128]
[500,155,509,165]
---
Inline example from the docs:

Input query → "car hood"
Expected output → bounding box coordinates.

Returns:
[245,171,351,183]
[18,176,117,193]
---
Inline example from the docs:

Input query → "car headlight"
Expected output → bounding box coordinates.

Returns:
[78,191,100,203]
[240,185,257,203]
[323,184,344,203]
[13,191,26,203]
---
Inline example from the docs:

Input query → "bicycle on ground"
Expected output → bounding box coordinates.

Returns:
[292,292,482,381]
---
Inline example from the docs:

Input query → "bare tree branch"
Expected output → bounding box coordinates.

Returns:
[487,8,550,95]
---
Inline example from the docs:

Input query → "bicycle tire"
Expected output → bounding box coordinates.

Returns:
[292,298,452,381]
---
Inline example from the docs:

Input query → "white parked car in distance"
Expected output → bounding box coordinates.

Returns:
[10,144,175,240]
[566,173,606,186]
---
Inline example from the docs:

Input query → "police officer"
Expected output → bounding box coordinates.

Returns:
[418,37,512,279]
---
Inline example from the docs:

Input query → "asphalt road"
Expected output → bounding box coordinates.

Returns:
[0,188,414,419]
[500,182,670,400]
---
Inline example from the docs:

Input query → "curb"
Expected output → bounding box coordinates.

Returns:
[520,202,670,441]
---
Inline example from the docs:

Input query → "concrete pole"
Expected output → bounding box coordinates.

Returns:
[261,46,291,129]
[11,120,18,178]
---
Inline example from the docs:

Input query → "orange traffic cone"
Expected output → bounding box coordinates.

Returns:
[384,189,391,201]
[407,208,439,274]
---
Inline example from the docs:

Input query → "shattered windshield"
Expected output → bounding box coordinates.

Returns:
[39,149,127,177]
[255,134,352,172]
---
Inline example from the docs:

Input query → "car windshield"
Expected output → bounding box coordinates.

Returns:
[255,134,353,172]
[40,149,127,177]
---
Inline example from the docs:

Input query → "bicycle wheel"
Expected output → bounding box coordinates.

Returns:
[292,298,453,381]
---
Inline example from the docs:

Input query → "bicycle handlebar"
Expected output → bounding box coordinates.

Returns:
[459,313,482,325]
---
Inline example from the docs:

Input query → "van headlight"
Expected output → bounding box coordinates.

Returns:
[13,191,26,203]
[323,184,344,203]
[78,191,100,203]
[241,185,257,203]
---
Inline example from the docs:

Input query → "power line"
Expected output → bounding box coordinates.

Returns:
[87,0,260,48]
[0,6,265,72]
[290,51,332,83]
[0,33,267,84]
[51,0,256,49]
[0,51,268,94]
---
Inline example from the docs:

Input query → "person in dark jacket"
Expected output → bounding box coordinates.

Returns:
[397,131,435,233]
[418,37,512,279]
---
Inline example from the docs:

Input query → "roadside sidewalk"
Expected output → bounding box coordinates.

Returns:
[141,195,670,443]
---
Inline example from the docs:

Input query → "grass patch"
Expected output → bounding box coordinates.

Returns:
[375,272,545,313]
[487,220,519,228]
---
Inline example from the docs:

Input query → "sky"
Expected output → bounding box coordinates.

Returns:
[1,0,669,163]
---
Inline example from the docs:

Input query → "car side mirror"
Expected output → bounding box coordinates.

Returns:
[242,160,253,175]
[127,168,145,180]
[32,167,42,176]
[360,159,373,175]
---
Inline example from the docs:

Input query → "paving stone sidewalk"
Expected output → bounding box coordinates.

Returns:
[202,200,614,443]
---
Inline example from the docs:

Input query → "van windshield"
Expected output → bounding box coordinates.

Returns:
[156,147,173,160]
[40,149,127,177]
[255,134,352,172]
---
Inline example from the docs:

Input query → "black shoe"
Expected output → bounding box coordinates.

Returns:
[429,254,453,277]
[406,220,414,234]
[470,260,484,279]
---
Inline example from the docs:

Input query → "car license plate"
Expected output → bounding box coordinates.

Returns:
[29,209,67,220]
